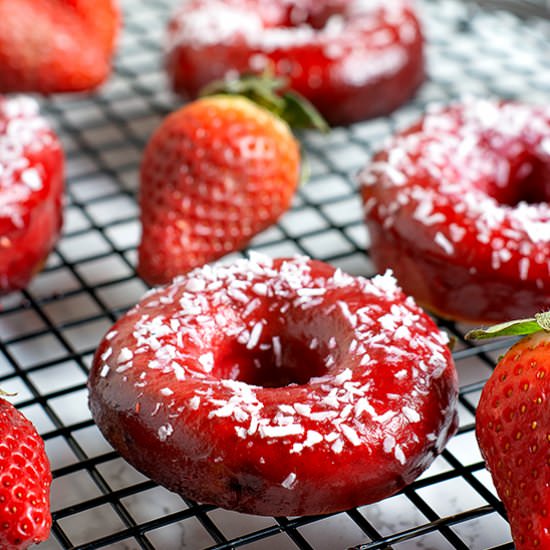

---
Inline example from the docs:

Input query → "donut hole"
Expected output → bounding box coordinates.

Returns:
[215,336,328,387]
[489,154,550,206]
[282,1,346,30]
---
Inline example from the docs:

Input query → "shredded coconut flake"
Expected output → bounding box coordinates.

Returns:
[100,365,110,378]
[281,472,297,489]
[360,100,550,290]
[198,352,214,372]
[434,232,454,255]
[158,424,173,442]
[247,322,263,349]
[98,256,454,466]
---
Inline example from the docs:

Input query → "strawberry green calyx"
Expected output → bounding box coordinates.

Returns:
[465,310,550,341]
[200,73,329,132]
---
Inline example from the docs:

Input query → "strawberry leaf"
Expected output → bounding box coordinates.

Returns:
[200,73,329,132]
[280,91,329,132]
[465,311,550,340]
[201,73,286,113]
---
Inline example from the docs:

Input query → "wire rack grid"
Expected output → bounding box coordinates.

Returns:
[0,0,549,548]
[474,0,550,18]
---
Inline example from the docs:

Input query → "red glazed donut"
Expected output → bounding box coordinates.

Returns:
[89,255,458,516]
[165,0,424,126]
[0,96,63,294]
[360,100,550,324]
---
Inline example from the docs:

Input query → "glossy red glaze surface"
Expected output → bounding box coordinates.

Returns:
[0,96,64,294]
[360,100,550,324]
[165,0,424,126]
[89,256,458,516]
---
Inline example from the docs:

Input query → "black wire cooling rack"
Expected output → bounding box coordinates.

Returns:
[1,0,549,548]
[474,0,550,18]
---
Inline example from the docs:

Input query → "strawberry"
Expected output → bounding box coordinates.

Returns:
[138,76,327,286]
[0,95,64,294]
[0,397,52,549]
[0,0,120,94]
[467,312,550,549]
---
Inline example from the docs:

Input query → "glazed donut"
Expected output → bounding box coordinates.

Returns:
[165,0,424,126]
[0,96,63,294]
[89,255,458,516]
[360,99,550,324]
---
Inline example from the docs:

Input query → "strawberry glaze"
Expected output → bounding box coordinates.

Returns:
[0,96,63,294]
[165,0,424,125]
[360,100,550,324]
[89,255,457,516]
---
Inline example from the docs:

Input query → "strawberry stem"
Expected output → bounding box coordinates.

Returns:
[200,73,329,132]
[465,310,550,340]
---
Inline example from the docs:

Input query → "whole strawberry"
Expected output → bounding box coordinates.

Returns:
[0,398,52,549]
[138,77,327,286]
[0,0,120,93]
[468,312,550,549]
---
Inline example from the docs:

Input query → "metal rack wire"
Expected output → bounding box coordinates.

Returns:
[0,0,549,548]
[473,0,550,19]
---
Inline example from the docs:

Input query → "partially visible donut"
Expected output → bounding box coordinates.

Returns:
[89,255,457,516]
[165,0,424,126]
[0,96,63,294]
[359,99,550,324]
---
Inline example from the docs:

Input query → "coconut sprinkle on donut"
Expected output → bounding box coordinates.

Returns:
[89,255,458,516]
[360,99,550,323]
[165,0,425,125]
[0,95,63,294]
[0,96,54,227]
